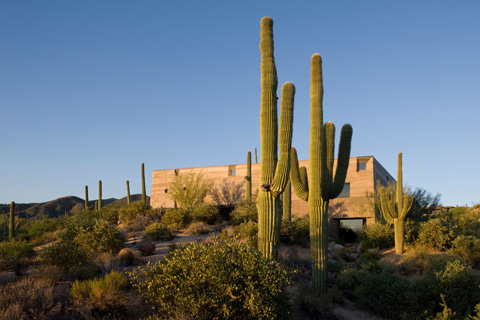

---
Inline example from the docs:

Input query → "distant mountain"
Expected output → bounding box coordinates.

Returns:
[0,194,150,219]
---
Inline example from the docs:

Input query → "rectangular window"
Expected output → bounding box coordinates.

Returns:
[338,183,350,198]
[228,165,236,176]
[357,157,369,171]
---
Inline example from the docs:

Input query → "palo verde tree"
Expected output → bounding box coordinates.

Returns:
[257,17,295,259]
[168,172,213,209]
[379,152,413,254]
[290,54,352,292]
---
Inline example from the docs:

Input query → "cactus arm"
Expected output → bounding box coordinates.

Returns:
[245,151,252,202]
[325,122,335,185]
[330,124,353,198]
[380,187,394,224]
[300,166,308,191]
[400,194,413,219]
[271,82,295,196]
[282,180,292,221]
[290,147,309,201]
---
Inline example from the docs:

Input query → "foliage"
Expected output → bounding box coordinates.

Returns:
[230,200,258,226]
[233,220,258,248]
[451,235,480,267]
[168,172,213,209]
[70,271,129,317]
[280,217,310,247]
[98,204,120,224]
[161,208,192,231]
[417,218,454,250]
[0,240,35,276]
[439,206,480,237]
[119,201,155,224]
[130,239,292,319]
[361,223,394,249]
[209,179,244,206]
[192,204,221,224]
[145,222,173,240]
[137,240,156,256]
[295,283,343,319]
[16,216,63,242]
[41,239,88,272]
[74,219,125,258]
[408,187,442,221]
[118,248,135,266]
[185,221,211,235]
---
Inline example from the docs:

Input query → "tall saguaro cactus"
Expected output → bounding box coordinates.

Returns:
[126,180,131,205]
[85,186,89,210]
[9,201,15,240]
[257,17,295,259]
[379,152,413,254]
[98,180,102,210]
[290,54,353,292]
[141,163,146,205]
[255,148,258,164]
[245,151,252,202]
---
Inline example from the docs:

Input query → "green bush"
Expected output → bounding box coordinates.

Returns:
[280,218,310,247]
[119,201,153,224]
[41,239,88,272]
[98,204,121,224]
[361,223,394,249]
[185,221,211,235]
[295,283,343,319]
[451,235,480,267]
[161,208,192,231]
[130,239,292,320]
[16,217,63,242]
[191,204,221,224]
[230,200,258,226]
[70,271,129,317]
[0,240,35,276]
[417,218,454,250]
[233,220,258,248]
[144,222,173,240]
[74,219,125,258]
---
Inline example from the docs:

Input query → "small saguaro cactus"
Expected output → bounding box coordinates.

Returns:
[141,163,146,205]
[126,180,131,205]
[9,201,15,240]
[98,180,102,210]
[379,152,413,255]
[245,151,252,202]
[257,17,295,259]
[282,180,292,221]
[290,54,353,293]
[85,185,89,209]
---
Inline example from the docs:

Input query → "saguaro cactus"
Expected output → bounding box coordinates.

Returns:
[245,151,252,202]
[98,180,102,210]
[379,152,413,254]
[85,186,89,209]
[282,180,292,221]
[141,163,146,205]
[126,180,131,205]
[255,147,258,164]
[257,17,295,259]
[290,54,353,292]
[9,201,15,240]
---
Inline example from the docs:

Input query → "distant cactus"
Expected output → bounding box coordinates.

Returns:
[257,17,295,259]
[290,54,353,292]
[379,152,413,254]
[282,180,291,221]
[95,201,98,211]
[142,163,146,205]
[98,180,102,210]
[126,180,131,205]
[255,147,258,164]
[9,201,15,240]
[85,185,89,209]
[245,151,252,202]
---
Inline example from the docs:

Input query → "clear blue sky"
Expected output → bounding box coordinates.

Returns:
[1,1,479,206]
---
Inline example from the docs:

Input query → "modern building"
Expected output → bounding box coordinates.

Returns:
[150,156,395,236]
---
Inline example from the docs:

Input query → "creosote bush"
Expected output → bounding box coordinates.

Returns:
[280,217,310,247]
[74,219,125,259]
[417,218,454,250]
[185,221,211,235]
[0,240,35,276]
[144,222,173,240]
[41,239,88,272]
[130,238,292,319]
[361,223,394,249]
[230,200,258,226]
[191,204,221,224]
[450,235,480,268]
[232,220,258,248]
[161,208,192,231]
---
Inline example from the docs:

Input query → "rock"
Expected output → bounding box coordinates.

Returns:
[344,253,358,262]
[334,244,345,250]
[356,242,363,254]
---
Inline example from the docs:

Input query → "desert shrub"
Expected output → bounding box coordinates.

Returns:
[280,218,310,247]
[185,221,211,235]
[328,260,344,275]
[339,225,360,243]
[144,222,173,240]
[98,204,121,224]
[95,252,118,274]
[417,218,454,250]
[337,267,368,291]
[0,277,69,320]
[361,223,394,249]
[471,304,480,320]
[355,249,382,273]
[191,204,221,224]
[16,216,63,242]
[404,219,420,244]
[69,263,97,280]
[41,239,88,272]
[230,200,258,226]
[74,219,125,258]
[161,208,192,231]
[70,271,129,317]
[451,235,480,267]
[0,240,35,276]
[118,248,135,266]
[397,246,430,276]
[119,201,153,224]
[121,214,153,233]
[130,239,292,319]
[233,220,258,248]
[138,240,156,256]
[295,283,343,319]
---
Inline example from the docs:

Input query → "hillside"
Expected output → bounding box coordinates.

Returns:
[0,194,149,219]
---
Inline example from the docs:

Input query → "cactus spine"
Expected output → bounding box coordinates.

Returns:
[290,54,353,292]
[9,201,15,240]
[245,151,252,202]
[282,180,291,221]
[98,180,102,210]
[141,163,146,205]
[258,17,295,259]
[126,180,131,205]
[85,185,89,209]
[379,152,413,254]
